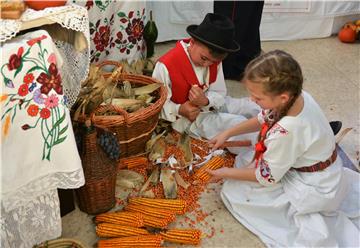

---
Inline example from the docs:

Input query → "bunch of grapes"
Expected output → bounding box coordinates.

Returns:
[97,131,120,160]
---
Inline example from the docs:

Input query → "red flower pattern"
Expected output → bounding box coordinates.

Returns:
[27,104,39,117]
[36,63,63,95]
[85,0,93,10]
[40,108,51,119]
[27,35,47,46]
[125,18,144,44]
[93,25,111,52]
[7,47,24,71]
[18,84,29,96]
[23,73,34,84]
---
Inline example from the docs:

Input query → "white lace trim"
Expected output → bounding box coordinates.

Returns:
[1,189,62,248]
[2,169,84,212]
[55,40,89,108]
[1,4,90,44]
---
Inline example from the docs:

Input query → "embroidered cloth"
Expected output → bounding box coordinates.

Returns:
[1,30,85,248]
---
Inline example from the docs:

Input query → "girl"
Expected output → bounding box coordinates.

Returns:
[208,50,359,247]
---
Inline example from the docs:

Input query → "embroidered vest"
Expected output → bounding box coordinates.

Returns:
[158,39,219,104]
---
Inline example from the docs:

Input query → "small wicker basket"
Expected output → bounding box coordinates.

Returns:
[75,121,116,215]
[33,238,85,248]
[90,61,167,158]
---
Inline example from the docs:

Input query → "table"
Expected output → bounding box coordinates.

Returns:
[0,5,89,247]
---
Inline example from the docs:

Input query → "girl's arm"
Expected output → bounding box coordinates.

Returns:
[207,167,257,182]
[209,116,261,150]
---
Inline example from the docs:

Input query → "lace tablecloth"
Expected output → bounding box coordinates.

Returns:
[73,0,146,63]
[0,6,89,246]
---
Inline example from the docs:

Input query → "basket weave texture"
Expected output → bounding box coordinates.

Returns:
[90,61,167,158]
[75,126,116,215]
[34,238,85,248]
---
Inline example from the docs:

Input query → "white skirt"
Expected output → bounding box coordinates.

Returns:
[220,159,360,247]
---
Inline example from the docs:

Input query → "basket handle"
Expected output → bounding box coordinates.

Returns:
[90,104,130,126]
[97,60,123,72]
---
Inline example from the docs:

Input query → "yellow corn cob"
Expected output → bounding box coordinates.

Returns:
[160,228,202,245]
[97,234,163,248]
[129,197,187,214]
[142,214,171,228]
[193,156,225,182]
[95,211,144,227]
[96,223,149,238]
[119,156,148,169]
[125,204,176,222]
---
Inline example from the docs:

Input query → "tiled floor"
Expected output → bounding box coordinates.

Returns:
[61,36,359,247]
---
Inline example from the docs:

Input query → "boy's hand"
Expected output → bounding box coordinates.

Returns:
[179,101,200,122]
[189,85,209,107]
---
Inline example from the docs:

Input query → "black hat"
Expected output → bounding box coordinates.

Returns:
[186,13,240,53]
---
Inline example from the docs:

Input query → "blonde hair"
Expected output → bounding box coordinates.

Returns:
[243,50,303,123]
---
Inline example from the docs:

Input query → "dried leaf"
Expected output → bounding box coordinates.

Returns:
[134,83,161,96]
[160,169,177,199]
[149,137,167,162]
[116,170,144,189]
[174,171,190,189]
[177,132,193,164]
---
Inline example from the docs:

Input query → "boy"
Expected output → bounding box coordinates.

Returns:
[152,13,259,143]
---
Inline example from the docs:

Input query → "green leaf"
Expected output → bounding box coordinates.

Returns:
[117,12,126,18]
[52,110,66,129]
[14,62,24,78]
[53,136,67,146]
[58,124,68,136]
[1,107,13,120]
[27,66,43,74]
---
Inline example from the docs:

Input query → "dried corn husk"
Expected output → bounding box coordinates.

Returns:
[160,169,177,199]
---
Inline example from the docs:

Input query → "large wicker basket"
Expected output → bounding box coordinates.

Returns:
[90,61,167,158]
[75,122,116,215]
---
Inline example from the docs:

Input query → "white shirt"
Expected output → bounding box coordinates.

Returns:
[152,40,227,123]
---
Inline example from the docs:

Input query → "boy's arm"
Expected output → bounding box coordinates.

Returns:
[152,62,181,122]
[204,62,227,110]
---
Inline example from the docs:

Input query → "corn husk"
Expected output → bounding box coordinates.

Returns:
[160,169,177,199]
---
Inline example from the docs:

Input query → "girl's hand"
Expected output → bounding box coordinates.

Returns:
[206,167,230,182]
[208,132,229,151]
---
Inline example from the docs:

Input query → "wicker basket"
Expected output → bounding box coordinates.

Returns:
[75,122,116,215]
[34,238,85,248]
[90,61,167,158]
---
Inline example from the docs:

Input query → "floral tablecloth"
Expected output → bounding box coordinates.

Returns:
[73,0,147,63]
[1,30,85,248]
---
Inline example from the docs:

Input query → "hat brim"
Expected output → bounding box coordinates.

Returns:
[186,25,240,53]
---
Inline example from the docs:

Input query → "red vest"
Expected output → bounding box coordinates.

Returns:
[158,39,219,104]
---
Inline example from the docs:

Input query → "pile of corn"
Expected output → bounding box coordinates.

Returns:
[95,198,202,247]
[105,131,236,247]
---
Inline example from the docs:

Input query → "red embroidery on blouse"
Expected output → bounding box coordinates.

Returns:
[255,122,270,168]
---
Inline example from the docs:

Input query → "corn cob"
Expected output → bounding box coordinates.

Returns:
[129,197,187,214]
[97,234,163,248]
[193,156,225,182]
[119,156,148,169]
[125,203,176,222]
[95,211,144,227]
[142,214,172,228]
[160,228,202,245]
[96,223,149,238]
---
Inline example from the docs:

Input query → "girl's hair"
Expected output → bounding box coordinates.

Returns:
[243,50,303,123]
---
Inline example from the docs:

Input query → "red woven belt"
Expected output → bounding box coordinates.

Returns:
[294,149,337,173]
